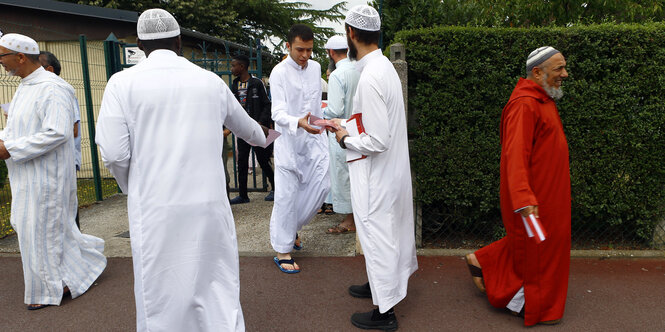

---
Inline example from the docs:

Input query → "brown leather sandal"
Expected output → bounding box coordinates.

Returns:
[323,203,334,215]
[326,224,356,234]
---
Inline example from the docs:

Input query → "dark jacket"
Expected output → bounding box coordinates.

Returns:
[231,76,272,126]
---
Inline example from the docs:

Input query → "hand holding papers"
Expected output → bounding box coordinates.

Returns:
[345,113,367,162]
[521,213,547,243]
[1,103,9,116]
[308,114,340,131]
[298,112,324,134]
[248,129,281,148]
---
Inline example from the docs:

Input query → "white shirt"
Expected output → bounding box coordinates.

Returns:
[268,56,330,253]
[2,67,106,305]
[323,58,359,214]
[96,50,265,332]
[346,49,418,312]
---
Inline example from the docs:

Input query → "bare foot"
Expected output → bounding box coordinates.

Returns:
[276,252,299,271]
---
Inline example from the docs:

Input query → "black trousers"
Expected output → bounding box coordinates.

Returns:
[237,138,274,198]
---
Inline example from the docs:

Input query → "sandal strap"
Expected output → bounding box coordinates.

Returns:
[467,263,483,277]
[277,259,295,265]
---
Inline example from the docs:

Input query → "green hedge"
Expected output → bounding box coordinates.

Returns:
[396,23,665,247]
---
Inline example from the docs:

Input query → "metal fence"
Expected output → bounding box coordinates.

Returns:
[418,203,665,250]
[187,40,269,193]
[0,36,119,238]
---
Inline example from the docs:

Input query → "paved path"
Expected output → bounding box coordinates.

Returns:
[0,193,356,257]
[1,256,664,331]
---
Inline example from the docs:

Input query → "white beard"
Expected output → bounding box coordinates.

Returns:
[542,74,564,100]
[544,85,563,100]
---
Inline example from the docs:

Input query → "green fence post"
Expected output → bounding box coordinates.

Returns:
[103,33,120,80]
[79,34,103,201]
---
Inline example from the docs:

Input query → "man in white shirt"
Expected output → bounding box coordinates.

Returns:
[323,35,359,234]
[331,5,418,330]
[269,24,330,273]
[0,33,106,311]
[96,9,267,332]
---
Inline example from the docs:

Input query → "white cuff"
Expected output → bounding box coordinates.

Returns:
[514,206,529,213]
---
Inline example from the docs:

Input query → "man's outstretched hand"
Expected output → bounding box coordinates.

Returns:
[298,112,323,134]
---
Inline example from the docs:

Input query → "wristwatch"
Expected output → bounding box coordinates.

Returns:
[339,134,349,149]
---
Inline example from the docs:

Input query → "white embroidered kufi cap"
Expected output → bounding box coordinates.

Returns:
[137,8,180,40]
[324,35,348,50]
[345,5,381,32]
[0,33,39,55]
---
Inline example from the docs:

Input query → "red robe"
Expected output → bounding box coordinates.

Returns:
[475,78,571,326]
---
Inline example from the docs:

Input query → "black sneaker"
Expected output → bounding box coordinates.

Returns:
[264,190,274,201]
[349,282,372,298]
[229,196,250,205]
[351,308,398,331]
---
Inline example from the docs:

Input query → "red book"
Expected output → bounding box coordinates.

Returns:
[346,113,367,162]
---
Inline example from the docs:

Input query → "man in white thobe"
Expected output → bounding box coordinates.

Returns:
[0,33,106,310]
[323,35,359,234]
[269,24,330,273]
[331,6,418,330]
[95,9,266,332]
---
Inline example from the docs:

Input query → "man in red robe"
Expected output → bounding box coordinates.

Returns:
[466,46,570,326]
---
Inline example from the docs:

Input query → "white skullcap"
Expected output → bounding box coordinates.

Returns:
[526,46,560,72]
[137,8,180,40]
[345,5,381,32]
[0,33,39,55]
[324,35,348,50]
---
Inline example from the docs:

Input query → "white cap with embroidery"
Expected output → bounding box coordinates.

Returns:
[345,5,381,32]
[0,33,39,55]
[137,8,180,40]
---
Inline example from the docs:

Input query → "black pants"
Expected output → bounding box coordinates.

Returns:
[237,138,274,198]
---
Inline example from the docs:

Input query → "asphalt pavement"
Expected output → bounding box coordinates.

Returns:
[1,256,664,331]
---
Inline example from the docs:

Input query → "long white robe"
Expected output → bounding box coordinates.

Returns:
[96,50,266,332]
[344,49,418,313]
[269,56,330,253]
[1,67,106,305]
[323,58,359,214]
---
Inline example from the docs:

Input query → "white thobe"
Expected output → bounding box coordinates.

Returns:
[344,49,418,313]
[1,67,106,305]
[96,50,266,332]
[323,58,359,214]
[269,56,330,253]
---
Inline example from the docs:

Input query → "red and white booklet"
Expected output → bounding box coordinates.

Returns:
[308,114,339,132]
[345,113,367,162]
[521,214,547,243]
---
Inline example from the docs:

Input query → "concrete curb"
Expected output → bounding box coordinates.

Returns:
[416,248,665,258]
